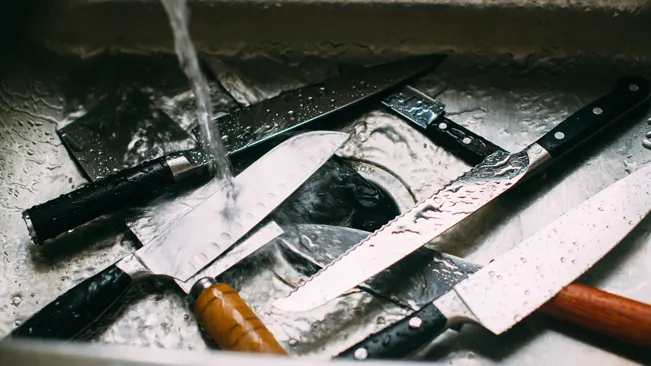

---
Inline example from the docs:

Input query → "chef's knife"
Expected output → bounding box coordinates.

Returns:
[10,131,349,342]
[276,224,651,351]
[25,56,442,244]
[274,76,651,312]
[337,162,651,359]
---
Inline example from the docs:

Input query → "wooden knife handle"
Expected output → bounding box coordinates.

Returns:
[194,283,287,355]
[540,283,651,348]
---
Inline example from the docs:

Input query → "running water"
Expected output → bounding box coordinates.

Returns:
[160,0,232,181]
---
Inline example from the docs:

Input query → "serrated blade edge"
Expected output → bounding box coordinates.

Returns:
[275,148,540,312]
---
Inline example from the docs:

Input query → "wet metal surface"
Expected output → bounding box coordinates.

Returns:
[0,49,650,365]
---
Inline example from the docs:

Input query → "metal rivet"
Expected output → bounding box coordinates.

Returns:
[554,131,565,140]
[592,107,603,115]
[354,348,368,360]
[408,317,423,329]
[629,84,640,92]
[438,122,448,130]
[462,137,472,144]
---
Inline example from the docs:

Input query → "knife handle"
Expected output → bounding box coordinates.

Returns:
[9,263,133,340]
[537,76,650,158]
[23,152,203,244]
[336,301,448,360]
[193,280,287,355]
[540,283,651,348]
[383,86,503,163]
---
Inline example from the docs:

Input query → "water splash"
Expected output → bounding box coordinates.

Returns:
[160,0,232,181]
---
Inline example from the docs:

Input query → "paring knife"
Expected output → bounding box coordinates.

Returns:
[10,131,349,347]
[275,224,651,352]
[24,56,442,244]
[336,162,651,359]
[274,76,651,312]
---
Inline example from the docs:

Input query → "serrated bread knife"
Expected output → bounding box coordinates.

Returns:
[10,131,349,342]
[337,162,651,359]
[274,76,651,313]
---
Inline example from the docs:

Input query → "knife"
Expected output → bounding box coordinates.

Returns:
[276,224,651,351]
[274,76,651,312]
[382,85,503,163]
[336,162,651,359]
[24,56,442,244]
[10,131,349,343]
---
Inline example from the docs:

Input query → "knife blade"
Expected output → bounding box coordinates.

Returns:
[336,162,651,359]
[276,224,651,352]
[25,56,442,244]
[10,131,349,341]
[274,76,651,312]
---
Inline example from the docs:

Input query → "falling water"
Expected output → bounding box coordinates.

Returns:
[160,0,232,180]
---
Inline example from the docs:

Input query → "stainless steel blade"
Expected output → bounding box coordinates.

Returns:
[176,219,284,293]
[134,131,350,281]
[211,56,444,155]
[435,162,651,335]
[275,145,550,312]
[275,224,480,310]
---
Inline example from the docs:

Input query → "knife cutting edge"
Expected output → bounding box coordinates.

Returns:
[274,76,651,313]
[275,224,651,355]
[24,55,443,244]
[10,131,350,351]
[337,162,651,359]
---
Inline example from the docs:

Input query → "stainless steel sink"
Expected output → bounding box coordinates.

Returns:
[0,1,650,365]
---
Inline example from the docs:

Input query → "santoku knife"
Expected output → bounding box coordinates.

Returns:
[274,76,651,312]
[275,224,651,353]
[25,56,442,244]
[10,131,349,344]
[336,162,651,359]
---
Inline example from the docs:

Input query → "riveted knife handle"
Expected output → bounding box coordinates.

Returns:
[336,302,448,360]
[537,76,650,158]
[383,86,503,163]
[194,282,287,355]
[540,283,651,348]
[23,152,202,244]
[9,264,132,340]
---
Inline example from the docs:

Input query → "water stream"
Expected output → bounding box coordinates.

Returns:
[160,0,232,181]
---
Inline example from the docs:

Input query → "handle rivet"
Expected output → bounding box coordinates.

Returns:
[554,131,565,140]
[462,137,472,144]
[629,84,640,92]
[354,348,369,360]
[592,107,603,115]
[408,316,423,328]
[438,122,448,130]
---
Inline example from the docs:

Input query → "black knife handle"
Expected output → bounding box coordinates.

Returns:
[382,86,504,163]
[9,263,132,340]
[537,76,650,158]
[336,302,448,360]
[23,152,200,244]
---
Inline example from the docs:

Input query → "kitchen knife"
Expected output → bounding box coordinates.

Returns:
[382,85,503,163]
[276,224,651,351]
[274,76,651,312]
[10,131,349,341]
[336,162,651,359]
[25,56,442,244]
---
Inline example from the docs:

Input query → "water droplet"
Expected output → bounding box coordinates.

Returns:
[256,202,266,210]
[524,290,530,295]
[288,339,298,346]
[497,275,503,280]
[520,257,527,263]
[560,257,566,262]
[376,316,386,325]
[598,207,604,211]
[219,232,231,241]
[12,296,22,306]
[489,271,495,277]
[571,259,576,264]
[14,320,20,326]
[514,314,523,322]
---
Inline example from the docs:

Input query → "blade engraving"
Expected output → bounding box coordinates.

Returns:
[136,131,349,281]
[451,163,651,335]
[275,148,540,312]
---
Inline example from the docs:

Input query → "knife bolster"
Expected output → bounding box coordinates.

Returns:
[194,281,287,355]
